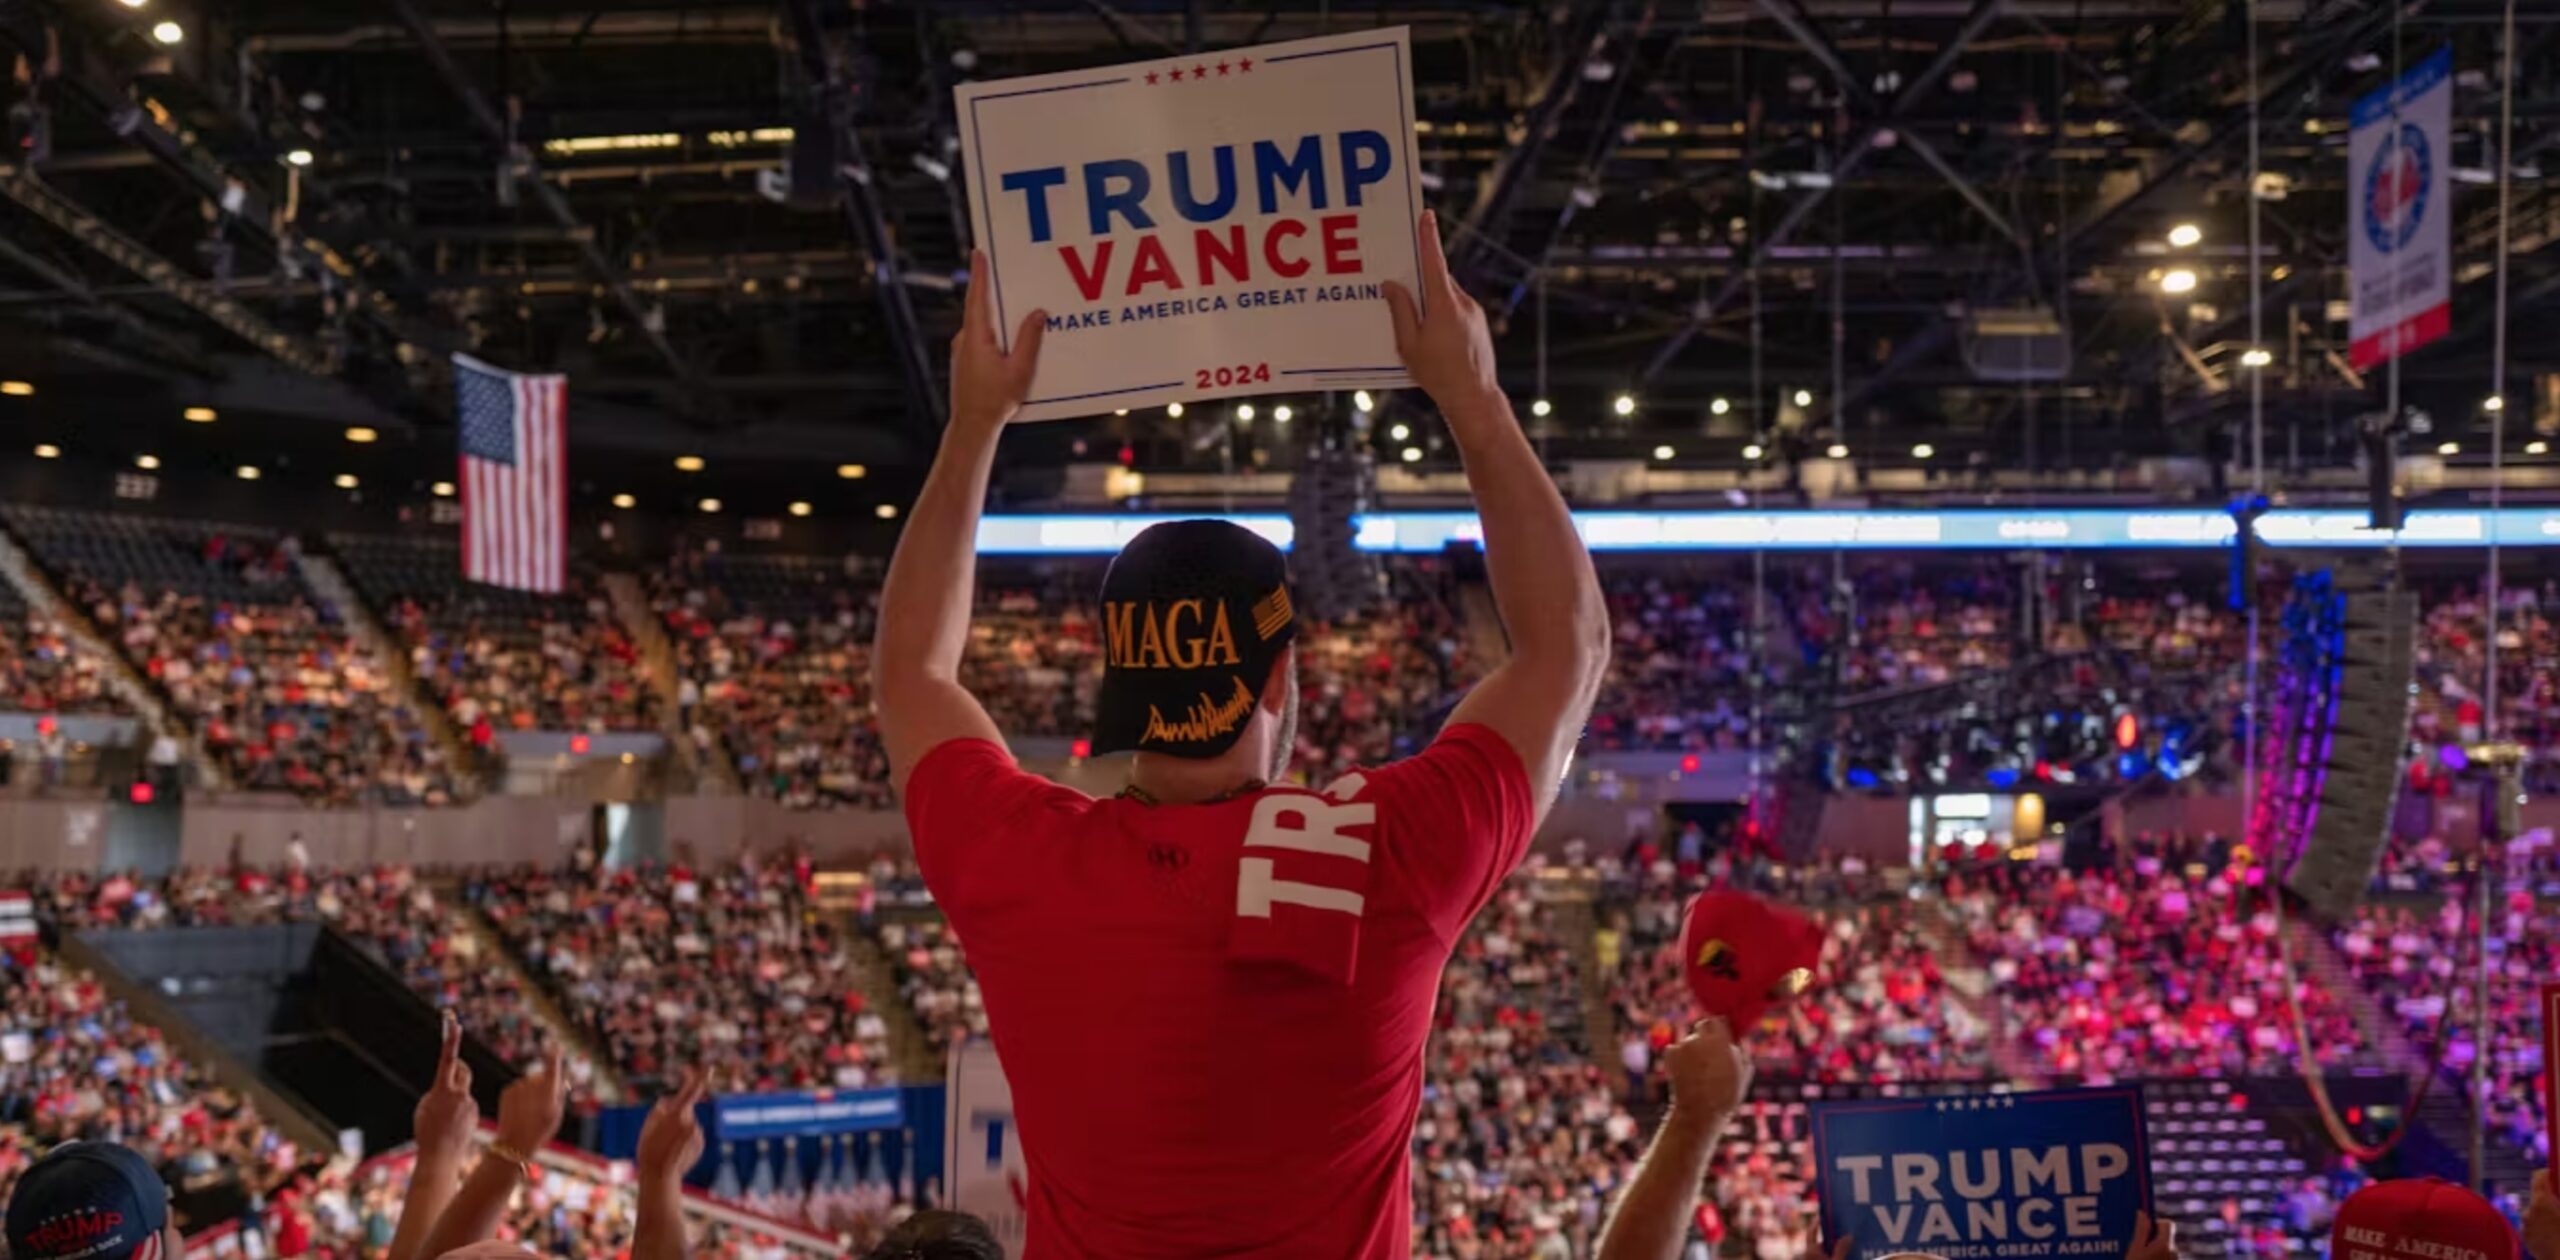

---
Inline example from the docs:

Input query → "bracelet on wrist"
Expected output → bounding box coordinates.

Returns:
[484,1141,538,1181]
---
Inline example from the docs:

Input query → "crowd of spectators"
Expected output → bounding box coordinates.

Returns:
[470,858,897,1097]
[388,586,657,739]
[876,918,981,1060]
[0,587,118,716]
[1291,590,1477,783]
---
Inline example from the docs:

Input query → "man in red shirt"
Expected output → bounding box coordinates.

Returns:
[873,210,1606,1259]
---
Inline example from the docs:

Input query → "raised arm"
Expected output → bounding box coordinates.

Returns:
[873,251,1047,795]
[1596,1019,1753,1260]
[1385,211,1609,822]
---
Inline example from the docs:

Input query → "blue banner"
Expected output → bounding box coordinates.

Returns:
[711,1088,906,1142]
[1812,1087,2151,1260]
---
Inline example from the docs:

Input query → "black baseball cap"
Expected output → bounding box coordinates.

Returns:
[1092,520,1298,758]
[5,1142,172,1260]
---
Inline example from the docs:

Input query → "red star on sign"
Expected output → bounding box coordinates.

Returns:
[1193,64,1207,78]
[1168,66,1185,81]
[1145,70,1160,85]
[1237,57,1253,72]
[1216,60,1231,75]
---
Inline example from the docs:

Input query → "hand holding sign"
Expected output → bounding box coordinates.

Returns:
[1383,212,1499,418]
[953,249,1049,433]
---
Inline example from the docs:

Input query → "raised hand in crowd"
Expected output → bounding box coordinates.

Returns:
[389,1014,480,1260]
[2126,1210,2177,1260]
[417,1042,571,1260]
[635,1068,710,1260]
[2526,1170,2558,1260]
[1597,1018,1755,1260]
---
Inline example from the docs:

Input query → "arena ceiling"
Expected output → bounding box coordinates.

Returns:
[0,0,2556,510]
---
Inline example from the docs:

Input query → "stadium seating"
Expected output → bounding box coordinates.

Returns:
[0,583,119,715]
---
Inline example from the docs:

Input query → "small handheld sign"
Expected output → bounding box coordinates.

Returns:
[1813,1086,2152,1260]
[954,27,1426,421]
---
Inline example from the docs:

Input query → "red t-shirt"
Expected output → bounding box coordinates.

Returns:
[905,723,1534,1260]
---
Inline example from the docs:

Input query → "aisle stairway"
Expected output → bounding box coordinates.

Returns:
[456,902,630,1104]
[294,548,477,793]
[838,911,942,1084]
[603,572,733,793]
[0,518,224,787]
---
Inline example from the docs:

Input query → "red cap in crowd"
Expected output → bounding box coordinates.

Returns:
[1678,890,1824,1030]
[2330,1179,2517,1260]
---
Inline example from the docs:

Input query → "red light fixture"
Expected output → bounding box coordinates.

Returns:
[1679,754,1701,774]
[2113,713,2140,749]
[128,781,154,805]
[570,734,591,754]
[1070,738,1092,760]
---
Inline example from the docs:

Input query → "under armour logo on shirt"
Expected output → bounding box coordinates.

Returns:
[1230,773,1375,984]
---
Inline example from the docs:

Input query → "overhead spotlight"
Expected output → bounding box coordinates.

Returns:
[0,381,31,397]
[1826,442,1849,459]
[2167,223,2203,248]
[1274,405,1293,424]
[788,501,812,517]
[1236,403,1256,421]
[135,454,160,470]
[344,425,377,443]
[1113,408,1129,417]
[183,406,215,422]
[1912,443,1936,459]
[1652,445,1676,461]
[285,149,314,168]
[2527,441,2549,456]
[2483,395,2506,412]
[1792,389,1813,407]
[611,493,636,509]
[1710,397,1732,416]
[2159,268,2199,294]
[1389,422,1412,441]
[431,481,455,497]
[698,498,722,513]
[334,474,359,489]
[32,444,59,459]
[875,503,899,520]
[1353,391,1374,414]
[836,463,866,479]
[2437,442,2460,456]
[116,0,148,8]
[1531,399,1553,418]
[1166,402,1185,418]
[150,20,182,44]
[673,454,705,472]
[1612,394,1636,417]
[1400,446,1423,463]
[2240,348,2274,368]
[235,465,260,480]
[1742,443,1765,460]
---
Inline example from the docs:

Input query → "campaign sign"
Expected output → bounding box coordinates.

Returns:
[2346,46,2453,370]
[955,27,1424,422]
[710,1088,904,1142]
[947,1040,1028,1258]
[1813,1087,2152,1260]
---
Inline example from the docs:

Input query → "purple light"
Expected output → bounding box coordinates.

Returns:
[2438,743,2468,772]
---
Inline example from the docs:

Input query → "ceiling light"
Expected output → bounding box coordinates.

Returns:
[1401,446,1423,463]
[1652,445,1676,461]
[1236,403,1256,421]
[344,425,377,443]
[836,464,866,480]
[1913,443,1936,459]
[1166,402,1185,418]
[1826,442,1849,459]
[0,381,31,397]
[183,406,216,422]
[32,444,59,459]
[1389,423,1411,441]
[286,149,314,168]
[1353,391,1374,414]
[1742,443,1764,460]
[1114,409,1129,417]
[698,498,722,513]
[334,474,359,489]
[784,501,811,517]
[1793,389,1813,407]
[2527,441,2549,455]
[2437,441,2460,456]
[1531,399,1553,418]
[431,481,455,497]
[875,504,899,520]
[150,20,182,44]
[2483,395,2506,412]
[612,493,636,508]
[2240,348,2273,367]
[2167,223,2203,248]
[116,0,147,8]
[1612,394,1636,417]
[1710,397,1732,416]
[1273,405,1293,423]
[674,455,705,472]
[2160,268,2198,294]
[235,465,260,480]
[135,454,159,470]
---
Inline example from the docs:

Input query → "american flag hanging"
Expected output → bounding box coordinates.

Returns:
[454,353,568,593]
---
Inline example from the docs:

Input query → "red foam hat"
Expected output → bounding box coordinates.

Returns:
[2330,1180,2517,1260]
[1678,890,1824,1031]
